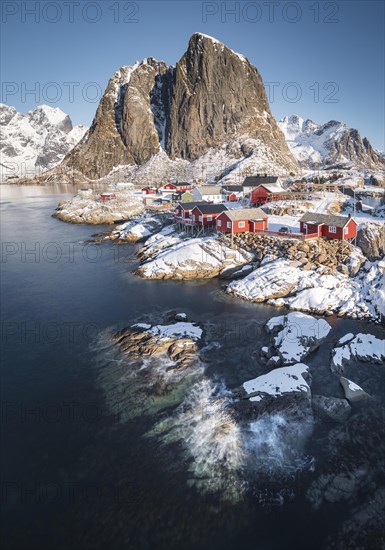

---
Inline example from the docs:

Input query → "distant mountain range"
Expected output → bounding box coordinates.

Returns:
[0,104,87,181]
[278,114,384,172]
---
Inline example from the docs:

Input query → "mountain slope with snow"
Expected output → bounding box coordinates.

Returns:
[0,104,88,181]
[56,32,299,182]
[279,115,384,171]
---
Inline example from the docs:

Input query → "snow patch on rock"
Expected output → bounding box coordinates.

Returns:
[266,312,331,365]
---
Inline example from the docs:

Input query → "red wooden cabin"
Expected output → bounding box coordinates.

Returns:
[299,213,358,240]
[162,182,193,193]
[250,184,286,205]
[191,204,228,226]
[100,192,116,202]
[174,201,208,220]
[141,186,157,195]
[216,208,268,233]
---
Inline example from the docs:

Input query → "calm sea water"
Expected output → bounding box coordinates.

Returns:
[1,185,384,550]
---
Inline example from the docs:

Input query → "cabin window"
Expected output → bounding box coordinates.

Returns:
[344,227,349,235]
[303,223,307,230]
[217,220,222,227]
[227,221,231,228]
[329,226,336,233]
[238,221,245,228]
[199,216,203,222]
[207,216,213,221]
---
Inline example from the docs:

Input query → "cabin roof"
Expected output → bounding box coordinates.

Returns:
[177,201,208,211]
[193,204,228,214]
[221,207,267,221]
[300,212,356,228]
[195,185,222,195]
[254,184,284,194]
[243,176,278,187]
[221,185,243,193]
[168,182,191,188]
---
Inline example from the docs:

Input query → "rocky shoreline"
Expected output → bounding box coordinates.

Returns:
[54,188,145,224]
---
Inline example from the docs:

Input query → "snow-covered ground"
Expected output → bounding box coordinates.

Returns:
[267,215,301,233]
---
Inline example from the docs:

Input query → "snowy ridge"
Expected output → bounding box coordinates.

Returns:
[0,103,87,181]
[194,32,247,62]
[279,114,384,170]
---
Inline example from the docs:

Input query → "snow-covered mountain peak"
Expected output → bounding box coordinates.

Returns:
[27,105,72,133]
[279,114,384,170]
[0,104,88,181]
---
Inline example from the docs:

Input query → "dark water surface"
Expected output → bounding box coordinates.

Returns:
[1,185,384,550]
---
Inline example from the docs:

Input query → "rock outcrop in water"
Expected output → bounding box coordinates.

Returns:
[113,319,203,370]
[54,188,145,224]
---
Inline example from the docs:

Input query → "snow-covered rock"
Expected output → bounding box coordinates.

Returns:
[138,225,184,260]
[227,258,303,302]
[357,222,385,261]
[136,236,253,280]
[242,363,311,402]
[340,377,370,403]
[227,257,385,322]
[331,333,385,373]
[113,320,203,371]
[54,188,144,224]
[0,103,87,181]
[110,214,164,242]
[265,312,331,365]
[132,321,203,341]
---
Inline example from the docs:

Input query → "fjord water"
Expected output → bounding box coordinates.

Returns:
[1,185,383,550]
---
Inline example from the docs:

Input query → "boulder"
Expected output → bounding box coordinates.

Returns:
[265,311,332,365]
[236,363,313,422]
[113,320,203,370]
[340,377,370,403]
[312,395,351,423]
[331,333,385,373]
[357,223,385,261]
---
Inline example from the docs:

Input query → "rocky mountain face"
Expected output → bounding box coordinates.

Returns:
[279,114,385,171]
[60,33,299,181]
[0,104,87,181]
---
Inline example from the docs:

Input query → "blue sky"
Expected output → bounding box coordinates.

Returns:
[1,0,384,149]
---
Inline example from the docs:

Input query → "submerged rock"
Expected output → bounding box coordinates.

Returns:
[312,395,351,423]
